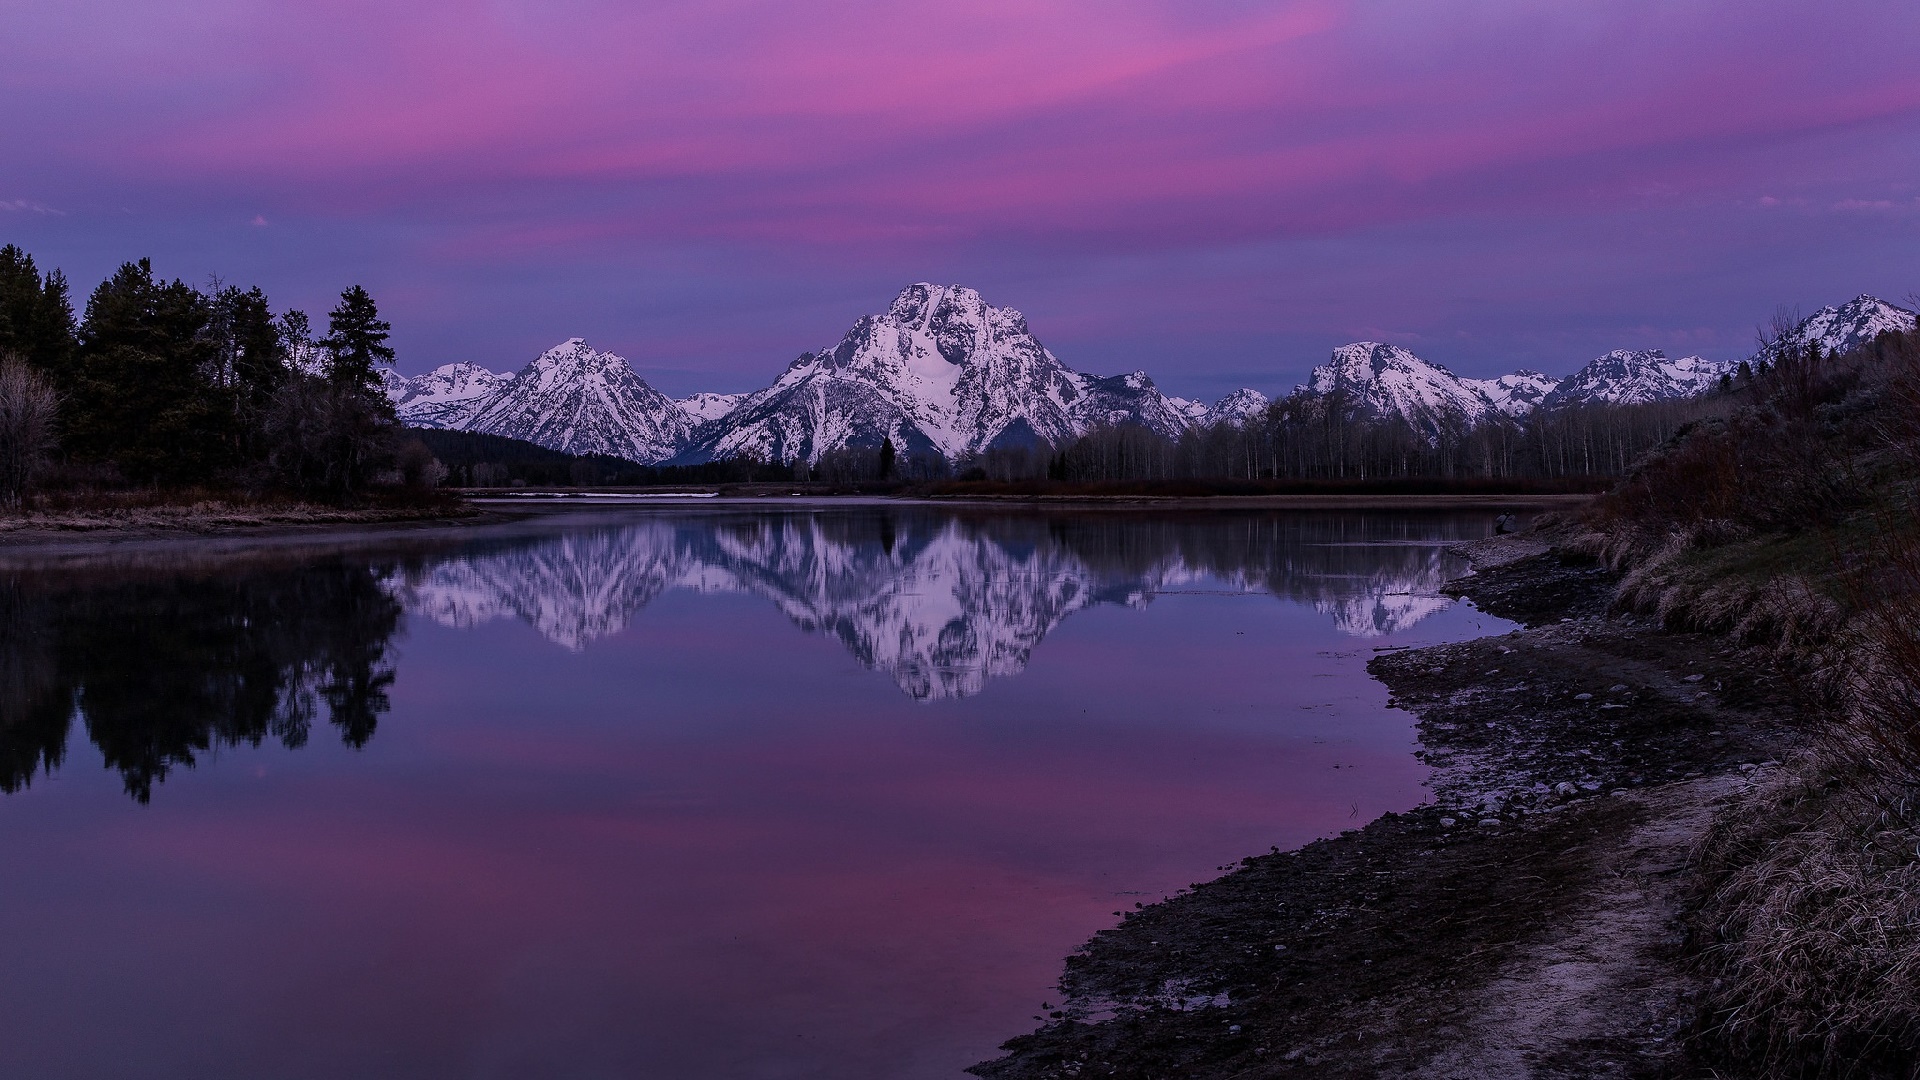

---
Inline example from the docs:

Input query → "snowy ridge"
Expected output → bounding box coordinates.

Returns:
[1754,295,1915,364]
[676,391,747,424]
[390,362,510,428]
[1466,370,1558,416]
[1541,350,1730,409]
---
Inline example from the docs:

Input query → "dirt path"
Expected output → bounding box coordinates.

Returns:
[971,538,1795,1079]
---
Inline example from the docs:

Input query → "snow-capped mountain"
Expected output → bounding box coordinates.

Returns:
[390,362,510,428]
[1203,388,1272,425]
[464,339,693,461]
[1755,295,1915,364]
[1466,370,1558,416]
[676,391,747,424]
[1296,342,1503,438]
[373,288,1915,465]
[674,284,1191,465]
[1540,350,1731,409]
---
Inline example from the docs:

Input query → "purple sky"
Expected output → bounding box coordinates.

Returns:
[4,0,1919,401]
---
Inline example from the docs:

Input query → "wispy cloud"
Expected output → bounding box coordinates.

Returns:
[0,199,63,215]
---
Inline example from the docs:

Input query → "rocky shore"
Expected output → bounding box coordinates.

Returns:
[972,533,1801,1079]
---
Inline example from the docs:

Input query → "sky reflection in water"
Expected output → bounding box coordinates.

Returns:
[0,508,1513,1079]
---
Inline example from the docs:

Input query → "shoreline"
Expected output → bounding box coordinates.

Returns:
[0,492,1586,559]
[971,532,1797,1079]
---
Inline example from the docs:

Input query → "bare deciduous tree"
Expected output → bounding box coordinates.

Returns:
[0,354,59,510]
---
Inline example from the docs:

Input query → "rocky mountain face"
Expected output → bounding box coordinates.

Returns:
[673,284,1190,465]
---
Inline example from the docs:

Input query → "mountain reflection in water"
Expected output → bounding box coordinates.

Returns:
[0,507,1514,1080]
[0,508,1490,801]
[402,509,1481,699]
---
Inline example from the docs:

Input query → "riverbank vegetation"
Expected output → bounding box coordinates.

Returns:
[1558,313,1920,1075]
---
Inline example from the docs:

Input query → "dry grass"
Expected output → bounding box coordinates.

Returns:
[1692,755,1920,1077]
[1565,326,1920,1074]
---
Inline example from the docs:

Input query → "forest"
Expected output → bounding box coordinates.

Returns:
[0,243,415,508]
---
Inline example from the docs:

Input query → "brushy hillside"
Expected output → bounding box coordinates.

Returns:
[1565,318,1920,1076]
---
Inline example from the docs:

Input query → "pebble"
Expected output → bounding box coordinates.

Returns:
[1608,683,1627,692]
[1574,692,1594,701]
[1477,817,1502,827]
[1439,817,1457,827]
[1684,673,1705,682]
[1554,781,1579,797]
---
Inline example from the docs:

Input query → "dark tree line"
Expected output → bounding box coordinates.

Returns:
[1025,388,1732,486]
[0,243,407,503]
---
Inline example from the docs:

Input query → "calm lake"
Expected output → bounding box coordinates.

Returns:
[0,504,1514,1079]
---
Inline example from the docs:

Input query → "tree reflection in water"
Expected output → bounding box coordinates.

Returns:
[0,558,404,801]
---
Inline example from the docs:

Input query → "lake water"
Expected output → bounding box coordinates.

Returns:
[0,505,1513,1079]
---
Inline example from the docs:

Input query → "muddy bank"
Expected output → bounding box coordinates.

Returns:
[972,537,1800,1079]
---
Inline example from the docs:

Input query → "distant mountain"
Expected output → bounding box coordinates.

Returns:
[464,339,693,462]
[1295,342,1504,438]
[391,362,510,428]
[675,284,1191,465]
[1755,295,1915,364]
[1541,350,1731,409]
[675,392,746,424]
[1171,388,1271,427]
[1466,371,1558,416]
[374,289,1914,465]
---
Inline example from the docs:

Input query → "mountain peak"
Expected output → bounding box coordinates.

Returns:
[466,339,691,461]
[676,282,1185,464]
[1757,294,1916,362]
[1300,342,1491,440]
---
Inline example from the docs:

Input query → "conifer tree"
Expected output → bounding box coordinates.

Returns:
[0,245,76,376]
[71,259,228,482]
[321,285,396,406]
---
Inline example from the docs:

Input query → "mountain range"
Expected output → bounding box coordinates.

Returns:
[382,288,1917,463]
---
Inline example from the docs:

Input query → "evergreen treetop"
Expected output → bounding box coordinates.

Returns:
[321,285,395,399]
